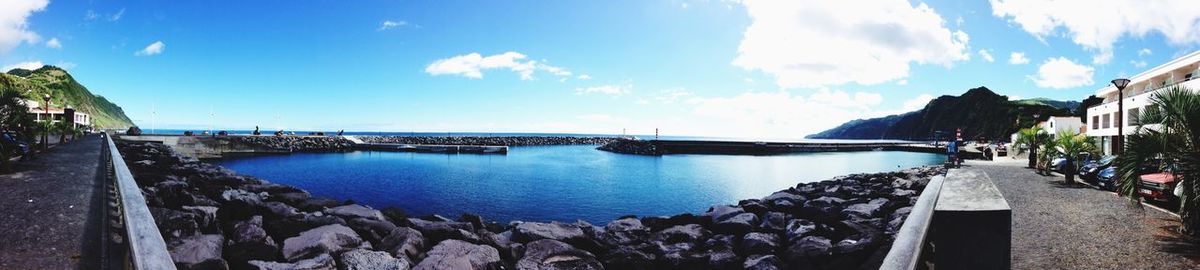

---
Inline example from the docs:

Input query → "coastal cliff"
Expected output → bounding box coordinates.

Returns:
[807,87,1074,140]
[1,65,134,128]
[117,139,944,269]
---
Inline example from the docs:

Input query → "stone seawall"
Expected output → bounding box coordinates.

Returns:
[116,139,944,270]
[359,136,620,146]
[228,136,355,152]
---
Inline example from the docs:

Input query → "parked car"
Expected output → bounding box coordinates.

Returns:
[1079,155,1117,183]
[1138,164,1179,203]
[1096,167,1118,191]
[1051,155,1068,172]
[994,143,1008,157]
[1096,159,1167,192]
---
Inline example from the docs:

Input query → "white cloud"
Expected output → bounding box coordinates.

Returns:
[378,20,407,31]
[808,89,883,109]
[425,51,575,80]
[653,88,694,104]
[1008,52,1029,64]
[896,79,908,85]
[44,37,59,49]
[2,61,43,72]
[902,94,935,111]
[577,114,629,124]
[575,84,631,96]
[109,8,125,21]
[1092,51,1113,65]
[731,0,970,88]
[135,41,165,56]
[84,10,99,21]
[1131,60,1147,68]
[978,49,995,62]
[576,74,591,80]
[1009,95,1022,100]
[1029,57,1094,89]
[990,0,1200,64]
[1138,48,1153,56]
[0,0,48,54]
[684,90,894,137]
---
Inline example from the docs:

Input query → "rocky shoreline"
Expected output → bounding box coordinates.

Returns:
[358,136,620,146]
[117,139,944,270]
[227,136,356,152]
[596,139,661,155]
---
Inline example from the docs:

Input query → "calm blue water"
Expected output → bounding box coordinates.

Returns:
[215,146,944,223]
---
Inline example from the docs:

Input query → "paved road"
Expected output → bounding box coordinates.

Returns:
[0,135,104,269]
[969,159,1198,269]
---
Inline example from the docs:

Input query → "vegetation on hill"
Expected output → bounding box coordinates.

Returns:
[0,65,133,129]
[807,87,1072,141]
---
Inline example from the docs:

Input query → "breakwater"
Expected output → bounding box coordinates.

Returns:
[359,135,619,146]
[117,138,944,269]
[597,139,984,158]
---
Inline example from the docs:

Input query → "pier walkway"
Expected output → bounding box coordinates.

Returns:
[0,135,105,269]
[969,159,1197,269]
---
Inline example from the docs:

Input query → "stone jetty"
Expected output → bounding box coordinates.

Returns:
[228,136,356,152]
[116,139,944,270]
[359,136,619,146]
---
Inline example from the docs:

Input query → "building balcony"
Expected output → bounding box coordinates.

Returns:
[1086,79,1200,137]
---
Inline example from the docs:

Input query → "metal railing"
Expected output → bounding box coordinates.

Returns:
[880,175,945,270]
[103,132,176,269]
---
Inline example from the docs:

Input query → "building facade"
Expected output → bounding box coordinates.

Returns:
[24,99,91,129]
[1086,50,1200,155]
[1041,116,1083,136]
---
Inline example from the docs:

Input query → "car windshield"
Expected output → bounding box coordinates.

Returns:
[1098,156,1117,165]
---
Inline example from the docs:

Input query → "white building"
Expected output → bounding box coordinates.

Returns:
[23,99,92,129]
[1041,116,1083,136]
[1086,50,1200,155]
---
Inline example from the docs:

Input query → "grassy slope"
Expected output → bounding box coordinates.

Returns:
[0,66,133,128]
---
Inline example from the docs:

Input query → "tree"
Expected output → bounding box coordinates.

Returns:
[1036,135,1061,175]
[1013,126,1046,168]
[1117,86,1200,236]
[0,89,33,172]
[1054,130,1099,185]
[54,121,73,144]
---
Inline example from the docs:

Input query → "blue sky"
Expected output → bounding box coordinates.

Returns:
[2,0,1198,138]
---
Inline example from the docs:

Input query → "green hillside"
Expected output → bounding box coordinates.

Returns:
[807,87,1073,140]
[0,65,133,129]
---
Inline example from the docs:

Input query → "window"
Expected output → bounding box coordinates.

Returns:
[1092,116,1099,129]
[1128,107,1140,126]
[1103,114,1111,129]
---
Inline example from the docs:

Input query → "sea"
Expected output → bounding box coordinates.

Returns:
[204,132,944,223]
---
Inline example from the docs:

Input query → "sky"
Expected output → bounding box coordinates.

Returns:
[2,0,1199,138]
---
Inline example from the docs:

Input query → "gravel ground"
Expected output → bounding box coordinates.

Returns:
[0,135,104,269]
[969,159,1199,269]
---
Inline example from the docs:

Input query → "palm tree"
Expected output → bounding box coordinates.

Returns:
[1054,130,1099,185]
[1013,126,1045,168]
[54,121,72,144]
[0,89,33,172]
[1117,86,1200,235]
[1036,134,1061,175]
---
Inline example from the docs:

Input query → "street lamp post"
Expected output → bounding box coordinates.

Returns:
[1111,78,1130,155]
[41,94,50,149]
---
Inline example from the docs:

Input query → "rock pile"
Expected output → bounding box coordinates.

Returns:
[117,139,944,270]
[229,136,355,152]
[359,136,620,146]
[596,139,662,155]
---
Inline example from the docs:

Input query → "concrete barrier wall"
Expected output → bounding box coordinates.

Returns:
[881,169,1011,270]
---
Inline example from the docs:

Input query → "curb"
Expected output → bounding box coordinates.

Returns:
[1046,171,1180,218]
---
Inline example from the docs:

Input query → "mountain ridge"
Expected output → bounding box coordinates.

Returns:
[1,65,134,129]
[807,87,1074,140]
